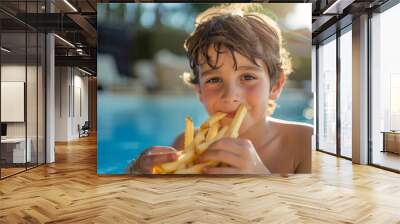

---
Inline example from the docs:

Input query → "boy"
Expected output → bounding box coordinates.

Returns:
[131,4,312,175]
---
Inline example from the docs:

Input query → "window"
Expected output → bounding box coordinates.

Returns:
[317,35,337,154]
[371,2,400,171]
[0,1,47,179]
[339,27,352,158]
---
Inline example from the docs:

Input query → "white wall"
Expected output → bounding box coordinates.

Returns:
[55,67,89,141]
[1,65,38,138]
[55,66,69,141]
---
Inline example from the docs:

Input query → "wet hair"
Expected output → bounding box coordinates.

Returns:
[183,3,292,89]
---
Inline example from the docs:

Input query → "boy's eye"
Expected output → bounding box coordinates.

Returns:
[241,74,257,81]
[205,77,222,84]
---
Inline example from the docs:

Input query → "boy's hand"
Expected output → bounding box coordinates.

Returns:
[132,146,179,174]
[196,138,271,175]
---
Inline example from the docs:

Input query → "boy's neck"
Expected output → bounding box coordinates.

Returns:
[240,116,274,149]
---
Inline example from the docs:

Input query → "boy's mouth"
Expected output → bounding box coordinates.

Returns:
[226,112,236,118]
[220,105,250,119]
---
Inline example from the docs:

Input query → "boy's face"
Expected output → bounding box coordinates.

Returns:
[195,45,285,134]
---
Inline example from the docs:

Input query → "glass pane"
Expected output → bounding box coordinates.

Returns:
[371,3,400,171]
[26,0,41,169]
[1,30,27,177]
[27,31,38,169]
[340,29,352,158]
[38,33,45,165]
[317,36,337,154]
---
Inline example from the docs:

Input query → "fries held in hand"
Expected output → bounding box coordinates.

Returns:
[152,104,248,174]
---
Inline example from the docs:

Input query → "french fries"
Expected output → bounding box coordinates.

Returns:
[184,117,194,151]
[153,104,248,174]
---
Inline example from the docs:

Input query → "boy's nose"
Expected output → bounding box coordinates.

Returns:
[221,84,241,105]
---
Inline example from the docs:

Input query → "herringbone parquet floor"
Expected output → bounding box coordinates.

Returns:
[1,134,400,223]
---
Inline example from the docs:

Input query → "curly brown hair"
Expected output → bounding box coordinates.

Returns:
[183,4,292,89]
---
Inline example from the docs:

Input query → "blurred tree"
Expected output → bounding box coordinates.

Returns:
[263,4,296,19]
[289,57,311,81]
[114,3,126,20]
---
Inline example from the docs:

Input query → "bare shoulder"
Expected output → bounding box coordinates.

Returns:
[269,117,313,139]
[268,118,312,173]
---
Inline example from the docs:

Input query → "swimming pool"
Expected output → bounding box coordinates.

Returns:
[97,91,312,174]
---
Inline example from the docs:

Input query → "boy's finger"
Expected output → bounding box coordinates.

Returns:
[196,150,241,168]
[203,167,238,174]
[207,138,244,156]
[146,146,176,155]
[142,153,178,166]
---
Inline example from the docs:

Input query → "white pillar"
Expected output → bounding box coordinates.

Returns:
[46,1,55,163]
[312,45,317,151]
[352,14,369,164]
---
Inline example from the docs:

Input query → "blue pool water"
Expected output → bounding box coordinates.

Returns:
[97,91,312,174]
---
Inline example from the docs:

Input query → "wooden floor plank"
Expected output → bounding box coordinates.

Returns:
[0,134,400,223]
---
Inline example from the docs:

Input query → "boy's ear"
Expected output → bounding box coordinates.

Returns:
[270,73,286,100]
